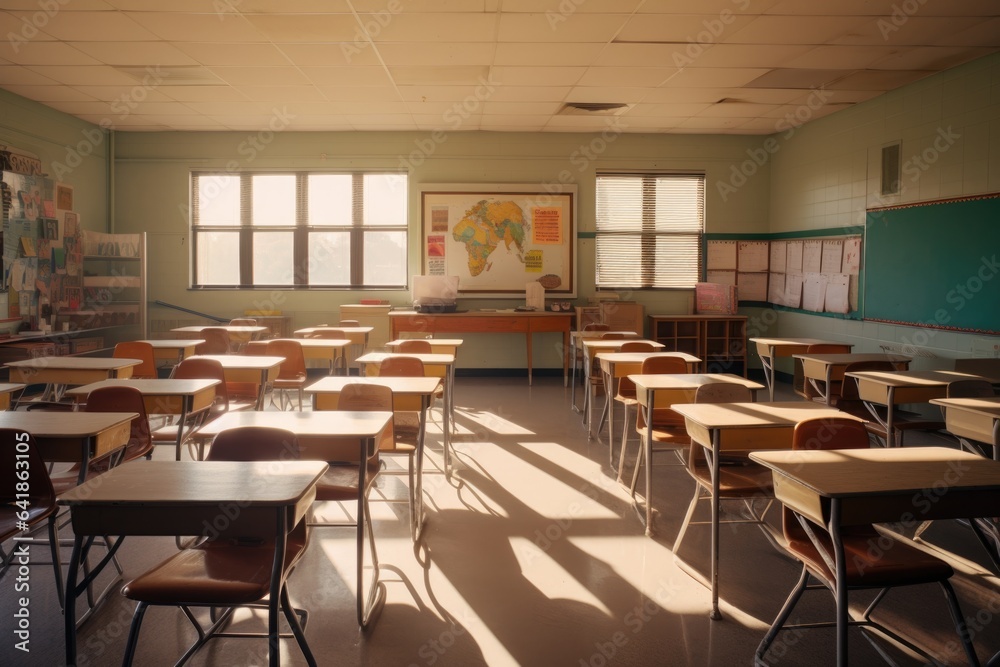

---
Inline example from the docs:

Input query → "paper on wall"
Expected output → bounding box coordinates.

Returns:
[784,273,804,308]
[824,274,850,314]
[802,272,828,312]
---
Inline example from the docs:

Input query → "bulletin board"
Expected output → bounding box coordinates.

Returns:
[420,183,576,297]
[865,193,1000,334]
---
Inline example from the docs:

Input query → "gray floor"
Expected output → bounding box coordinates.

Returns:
[2,376,999,666]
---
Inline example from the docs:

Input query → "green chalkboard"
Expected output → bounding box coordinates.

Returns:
[864,195,1000,334]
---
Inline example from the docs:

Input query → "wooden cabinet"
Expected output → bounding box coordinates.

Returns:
[648,314,747,376]
[574,302,644,334]
[71,231,147,351]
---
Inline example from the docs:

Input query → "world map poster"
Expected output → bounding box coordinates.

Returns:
[421,186,575,296]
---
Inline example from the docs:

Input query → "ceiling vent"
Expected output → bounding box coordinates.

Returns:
[559,102,631,116]
[114,66,225,86]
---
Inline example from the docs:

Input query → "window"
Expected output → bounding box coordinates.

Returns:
[190,172,407,288]
[595,173,705,289]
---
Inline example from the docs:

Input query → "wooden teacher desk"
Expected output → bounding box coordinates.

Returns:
[389,310,572,386]
[750,447,1000,667]
[58,459,328,666]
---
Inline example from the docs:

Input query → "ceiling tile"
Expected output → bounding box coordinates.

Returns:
[301,66,393,86]
[564,87,649,103]
[626,102,713,116]
[493,43,604,67]
[0,41,101,66]
[211,67,311,86]
[125,12,269,42]
[71,84,174,102]
[684,44,814,68]
[661,67,771,87]
[363,13,498,42]
[491,66,585,86]
[71,41,201,67]
[1,84,97,102]
[162,85,246,102]
[488,86,571,102]
[498,13,630,43]
[616,13,757,43]
[377,43,495,67]
[243,14,359,42]
[482,101,561,115]
[25,65,137,86]
[575,67,676,87]
[238,86,327,102]
[175,42,293,67]
[317,86,401,102]
[14,10,159,41]
[278,43,382,68]
[784,45,901,70]
[723,15,870,45]
[827,69,934,90]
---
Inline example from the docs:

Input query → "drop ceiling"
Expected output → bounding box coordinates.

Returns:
[0,0,997,134]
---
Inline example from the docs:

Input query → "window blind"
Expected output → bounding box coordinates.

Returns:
[595,173,705,289]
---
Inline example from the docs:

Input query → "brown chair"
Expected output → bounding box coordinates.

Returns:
[0,429,63,608]
[801,343,852,401]
[113,341,157,379]
[194,327,232,355]
[395,339,432,354]
[610,343,664,471]
[673,383,774,560]
[756,417,979,667]
[583,323,609,332]
[309,383,386,627]
[266,339,308,411]
[627,355,691,499]
[120,427,316,666]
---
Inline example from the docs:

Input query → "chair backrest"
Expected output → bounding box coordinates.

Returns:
[242,340,270,355]
[228,318,257,326]
[171,357,230,414]
[206,426,299,461]
[337,383,395,452]
[378,356,425,378]
[0,429,55,512]
[695,382,752,404]
[619,341,656,353]
[338,320,360,326]
[805,343,852,354]
[85,385,152,460]
[600,332,627,340]
[396,339,432,354]
[583,323,609,332]
[195,327,232,355]
[640,355,688,375]
[113,341,157,379]
[947,379,995,398]
[266,340,307,380]
[784,417,869,543]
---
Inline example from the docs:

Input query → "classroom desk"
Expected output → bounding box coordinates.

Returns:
[386,338,464,356]
[626,376,764,532]
[136,339,200,366]
[931,395,1000,460]
[187,354,284,410]
[592,351,701,444]
[569,330,641,410]
[580,338,665,426]
[793,352,912,405]
[357,351,454,475]
[170,324,269,350]
[669,401,851,620]
[388,310,572,386]
[0,382,24,410]
[294,326,373,371]
[749,337,853,401]
[58,459,328,667]
[247,338,350,375]
[6,356,140,402]
[0,411,135,485]
[305,375,442,539]
[750,447,1000,667]
[845,369,997,446]
[66,378,219,461]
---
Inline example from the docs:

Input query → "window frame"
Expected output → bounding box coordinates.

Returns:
[594,171,705,290]
[190,171,407,289]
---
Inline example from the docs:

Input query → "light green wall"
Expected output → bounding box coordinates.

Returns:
[113,128,771,368]
[0,89,108,233]
[764,52,1000,372]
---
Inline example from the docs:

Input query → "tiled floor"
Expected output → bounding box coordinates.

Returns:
[2,376,999,666]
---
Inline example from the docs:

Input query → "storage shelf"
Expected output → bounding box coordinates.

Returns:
[649,314,748,376]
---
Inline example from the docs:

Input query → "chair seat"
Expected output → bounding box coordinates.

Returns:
[646,424,690,445]
[0,505,57,542]
[123,534,306,606]
[314,461,381,502]
[787,526,953,588]
[689,460,774,496]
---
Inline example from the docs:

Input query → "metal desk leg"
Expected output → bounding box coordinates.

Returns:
[709,429,722,620]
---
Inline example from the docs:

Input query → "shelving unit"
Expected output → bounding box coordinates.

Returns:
[648,314,747,376]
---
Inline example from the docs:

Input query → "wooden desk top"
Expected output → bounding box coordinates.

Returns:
[571,330,640,341]
[307,376,442,395]
[171,325,268,335]
[388,310,569,319]
[188,354,284,370]
[0,382,25,394]
[671,401,850,429]
[750,447,999,499]
[793,352,911,365]
[597,351,700,365]
[65,378,220,398]
[295,326,373,336]
[387,338,464,348]
[582,339,665,352]
[629,373,763,392]
[749,337,848,348]
[0,411,137,437]
[137,339,202,349]
[259,338,350,349]
[931,396,1000,417]
[196,410,393,441]
[845,369,993,387]
[356,352,455,365]
[5,357,141,371]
